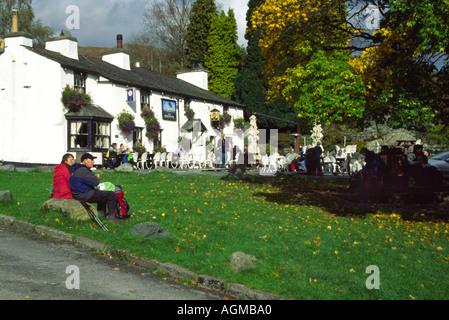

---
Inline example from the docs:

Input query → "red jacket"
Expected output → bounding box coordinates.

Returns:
[51,164,73,199]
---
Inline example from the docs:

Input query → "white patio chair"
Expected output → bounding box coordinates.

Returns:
[159,152,166,167]
[165,152,173,168]
[153,152,161,169]
[137,152,148,170]
[205,151,215,168]
[260,154,269,173]
[190,153,203,169]
[268,154,278,173]
[277,156,287,172]
[179,152,190,169]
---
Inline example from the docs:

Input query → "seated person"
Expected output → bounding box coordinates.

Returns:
[406,144,429,184]
[69,153,120,220]
[360,148,387,178]
[51,153,75,199]
[122,148,136,167]
[106,143,119,169]
[285,148,301,171]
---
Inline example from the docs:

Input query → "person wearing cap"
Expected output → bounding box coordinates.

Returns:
[69,153,119,220]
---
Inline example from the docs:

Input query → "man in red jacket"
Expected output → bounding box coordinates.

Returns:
[51,153,75,199]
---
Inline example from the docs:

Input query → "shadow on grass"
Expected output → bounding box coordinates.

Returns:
[226,173,449,223]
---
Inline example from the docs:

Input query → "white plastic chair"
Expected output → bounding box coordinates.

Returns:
[179,152,190,169]
[153,152,161,169]
[165,152,173,168]
[137,152,148,170]
[268,154,278,173]
[205,151,215,168]
[159,152,166,167]
[260,154,269,173]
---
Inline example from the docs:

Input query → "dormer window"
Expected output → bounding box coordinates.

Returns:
[74,71,86,94]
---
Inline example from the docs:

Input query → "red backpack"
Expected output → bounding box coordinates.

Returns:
[114,185,130,219]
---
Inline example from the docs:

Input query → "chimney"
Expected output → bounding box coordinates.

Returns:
[117,34,123,49]
[12,9,19,33]
[102,34,130,70]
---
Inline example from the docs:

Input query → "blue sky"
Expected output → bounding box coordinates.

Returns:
[32,0,249,48]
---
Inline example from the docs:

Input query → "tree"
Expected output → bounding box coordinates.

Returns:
[185,0,217,68]
[30,19,53,47]
[252,0,449,132]
[205,9,240,100]
[0,0,34,36]
[141,0,193,72]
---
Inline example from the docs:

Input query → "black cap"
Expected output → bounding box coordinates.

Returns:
[81,153,97,162]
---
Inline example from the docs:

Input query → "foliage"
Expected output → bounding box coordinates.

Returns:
[141,107,161,141]
[116,110,136,136]
[61,85,92,112]
[283,50,367,126]
[184,106,195,120]
[140,0,193,71]
[133,141,146,154]
[185,0,217,67]
[233,117,248,131]
[0,0,34,36]
[205,9,240,100]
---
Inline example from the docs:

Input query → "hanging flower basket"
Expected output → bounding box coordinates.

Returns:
[133,141,146,154]
[61,84,92,112]
[184,107,195,120]
[141,106,161,141]
[117,110,136,136]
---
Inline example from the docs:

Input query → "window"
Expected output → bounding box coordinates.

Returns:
[94,121,111,149]
[74,71,86,94]
[133,127,143,145]
[68,120,111,152]
[70,121,89,149]
[141,91,150,112]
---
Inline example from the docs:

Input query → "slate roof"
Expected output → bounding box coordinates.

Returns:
[65,104,114,120]
[27,47,245,109]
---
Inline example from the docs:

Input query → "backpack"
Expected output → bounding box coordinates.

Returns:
[114,185,130,219]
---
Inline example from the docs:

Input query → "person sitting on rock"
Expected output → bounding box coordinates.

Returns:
[69,153,120,220]
[51,153,75,199]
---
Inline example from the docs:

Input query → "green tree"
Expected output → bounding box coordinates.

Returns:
[0,0,34,36]
[205,9,240,100]
[185,0,217,67]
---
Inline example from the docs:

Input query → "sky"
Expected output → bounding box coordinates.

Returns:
[32,0,249,48]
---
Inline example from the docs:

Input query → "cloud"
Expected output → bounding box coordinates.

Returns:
[32,0,248,47]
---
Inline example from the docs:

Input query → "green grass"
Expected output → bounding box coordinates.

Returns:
[1,170,448,299]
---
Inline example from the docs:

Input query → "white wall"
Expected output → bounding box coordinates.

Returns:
[0,37,67,164]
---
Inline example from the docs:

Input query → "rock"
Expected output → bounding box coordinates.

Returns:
[130,222,171,239]
[36,166,54,173]
[0,191,13,201]
[40,198,97,221]
[115,163,133,172]
[229,251,256,273]
[0,164,15,172]
[382,130,417,146]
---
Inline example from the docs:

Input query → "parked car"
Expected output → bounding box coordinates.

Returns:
[428,151,449,179]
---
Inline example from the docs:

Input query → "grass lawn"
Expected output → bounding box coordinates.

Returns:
[1,169,448,299]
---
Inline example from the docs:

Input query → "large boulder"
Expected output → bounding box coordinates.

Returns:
[0,164,15,172]
[115,163,133,172]
[0,190,13,201]
[40,198,97,221]
[228,251,257,273]
[130,222,171,238]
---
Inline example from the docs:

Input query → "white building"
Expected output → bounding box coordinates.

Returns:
[0,26,245,166]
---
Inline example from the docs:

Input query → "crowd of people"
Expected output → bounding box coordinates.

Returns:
[285,144,324,176]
